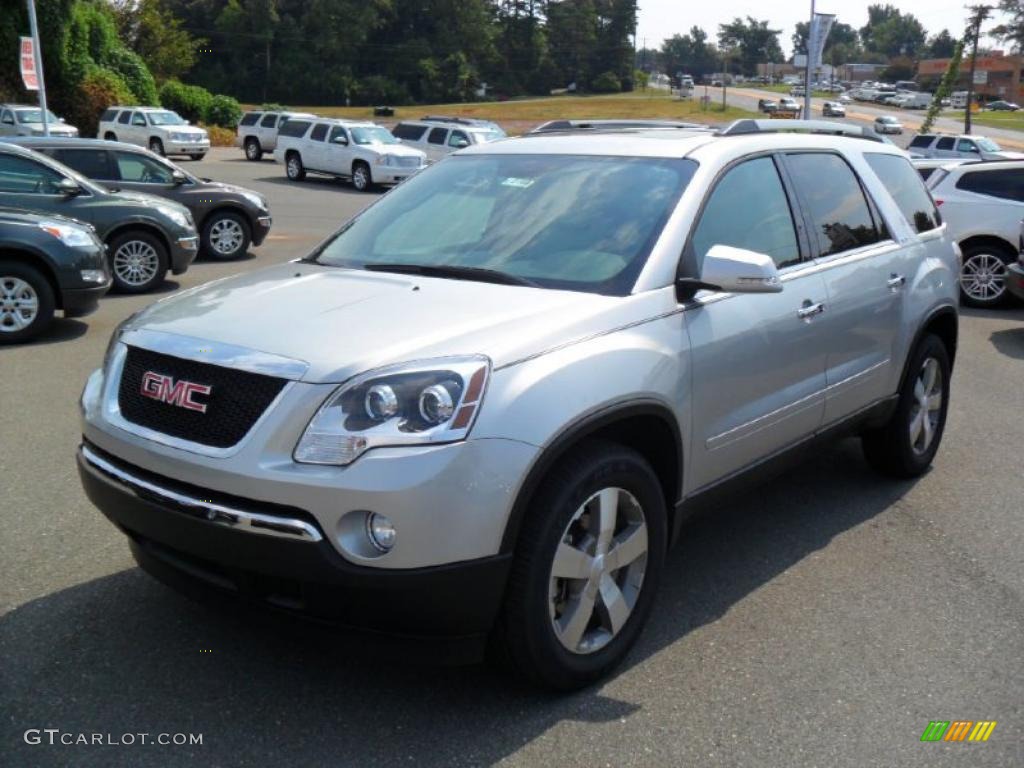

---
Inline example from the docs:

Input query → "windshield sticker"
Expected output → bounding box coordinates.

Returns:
[501,177,535,189]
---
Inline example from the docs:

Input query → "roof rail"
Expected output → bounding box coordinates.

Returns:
[529,118,713,134]
[419,115,493,126]
[718,119,892,144]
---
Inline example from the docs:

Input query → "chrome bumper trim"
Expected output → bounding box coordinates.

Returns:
[82,443,323,543]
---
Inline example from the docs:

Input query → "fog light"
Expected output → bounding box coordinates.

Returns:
[366,513,396,552]
[80,269,107,283]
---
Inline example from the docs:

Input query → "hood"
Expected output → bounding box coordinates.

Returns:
[987,150,1024,160]
[129,262,664,383]
[0,206,85,227]
[167,124,207,136]
[24,124,77,136]
[202,180,265,203]
[110,189,190,213]
[370,143,425,158]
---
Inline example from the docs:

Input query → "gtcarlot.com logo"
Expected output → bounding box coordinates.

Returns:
[921,720,997,742]
[24,729,203,747]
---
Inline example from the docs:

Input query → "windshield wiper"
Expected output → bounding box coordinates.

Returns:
[363,263,539,287]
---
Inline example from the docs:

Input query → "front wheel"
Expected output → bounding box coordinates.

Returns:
[149,137,165,156]
[959,244,1013,308]
[0,262,55,344]
[202,211,251,260]
[352,162,372,192]
[862,334,951,478]
[108,230,168,293]
[244,138,262,161]
[495,441,667,690]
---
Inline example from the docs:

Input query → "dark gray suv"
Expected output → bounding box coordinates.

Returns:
[0,142,198,292]
[9,138,272,260]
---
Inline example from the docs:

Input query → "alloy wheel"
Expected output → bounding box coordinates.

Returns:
[960,253,1007,303]
[909,357,943,456]
[548,487,649,655]
[0,276,38,333]
[113,240,159,287]
[208,218,244,256]
[353,166,370,190]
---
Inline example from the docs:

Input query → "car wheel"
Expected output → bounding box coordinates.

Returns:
[286,152,305,181]
[202,211,251,260]
[0,262,55,344]
[104,132,117,141]
[495,440,667,690]
[862,334,951,478]
[959,244,1013,308]
[149,137,165,156]
[352,161,372,192]
[188,154,204,161]
[244,138,262,161]
[108,230,168,293]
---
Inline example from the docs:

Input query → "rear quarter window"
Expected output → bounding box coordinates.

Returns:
[955,168,1024,202]
[865,153,942,234]
[239,113,260,127]
[278,119,311,138]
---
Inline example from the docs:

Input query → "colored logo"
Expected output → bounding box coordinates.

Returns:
[921,720,997,742]
[140,371,212,413]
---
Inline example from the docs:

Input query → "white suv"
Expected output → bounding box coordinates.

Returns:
[927,159,1024,307]
[907,133,1024,161]
[276,117,426,191]
[98,107,210,160]
[391,117,505,162]
[235,110,315,161]
[0,103,78,137]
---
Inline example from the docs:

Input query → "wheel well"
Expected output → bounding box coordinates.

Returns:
[103,131,116,140]
[959,234,1016,259]
[285,149,299,160]
[105,223,170,256]
[353,159,370,175]
[0,248,62,309]
[501,405,682,553]
[922,309,958,370]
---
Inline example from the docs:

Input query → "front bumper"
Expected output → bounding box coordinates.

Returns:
[167,140,210,156]
[77,442,512,641]
[252,215,272,247]
[62,283,110,318]
[169,235,199,274]
[1006,262,1024,302]
[375,167,422,185]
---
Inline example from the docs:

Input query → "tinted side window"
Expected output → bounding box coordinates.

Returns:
[427,127,448,145]
[114,151,174,183]
[117,111,131,124]
[917,167,934,181]
[0,154,64,194]
[278,119,310,138]
[936,137,955,150]
[865,153,941,233]
[785,153,881,257]
[393,124,427,140]
[956,139,979,153]
[1,110,13,124]
[132,112,147,126]
[328,125,348,143]
[260,113,278,128]
[448,130,469,147]
[691,156,800,269]
[52,148,116,180]
[240,113,260,126]
[310,123,329,142]
[956,169,1024,202]
[909,135,933,148]
[100,108,117,123]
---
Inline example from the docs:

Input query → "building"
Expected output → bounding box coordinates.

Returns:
[918,52,1023,103]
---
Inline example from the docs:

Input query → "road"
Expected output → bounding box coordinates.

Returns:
[2,149,1023,768]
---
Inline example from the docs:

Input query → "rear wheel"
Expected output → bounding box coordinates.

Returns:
[0,262,55,344]
[286,152,305,181]
[959,243,1013,308]
[495,441,667,690]
[149,137,165,156]
[244,138,262,161]
[202,211,251,260]
[108,230,168,293]
[352,161,372,192]
[104,132,117,141]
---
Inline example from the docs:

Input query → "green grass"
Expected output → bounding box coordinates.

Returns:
[279,90,755,134]
[756,83,833,99]
[945,110,1024,132]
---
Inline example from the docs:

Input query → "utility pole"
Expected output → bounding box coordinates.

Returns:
[804,0,815,118]
[25,0,49,136]
[964,4,992,134]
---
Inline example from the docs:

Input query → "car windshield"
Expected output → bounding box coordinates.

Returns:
[879,117,898,123]
[312,154,696,295]
[471,129,504,143]
[975,137,1000,152]
[146,111,186,126]
[350,126,400,145]
[16,109,59,124]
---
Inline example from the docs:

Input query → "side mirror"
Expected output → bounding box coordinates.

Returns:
[452,138,470,149]
[678,244,783,299]
[333,135,349,145]
[171,170,187,185]
[55,177,82,196]
[59,117,66,123]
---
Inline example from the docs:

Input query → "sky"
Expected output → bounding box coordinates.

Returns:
[635,0,1006,59]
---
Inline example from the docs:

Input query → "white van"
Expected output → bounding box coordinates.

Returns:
[899,92,932,109]
[951,91,969,110]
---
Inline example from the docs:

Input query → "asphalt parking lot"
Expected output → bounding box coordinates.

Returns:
[2,148,1022,768]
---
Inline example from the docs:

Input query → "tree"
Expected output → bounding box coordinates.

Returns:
[548,1,598,89]
[859,4,927,58]
[992,0,1024,51]
[114,0,202,82]
[717,17,783,76]
[791,21,860,64]
[658,27,719,80]
[925,28,958,58]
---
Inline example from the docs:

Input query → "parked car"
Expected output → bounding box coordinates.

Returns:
[984,100,1020,111]
[77,124,958,691]
[822,101,845,117]
[98,107,210,160]
[420,115,506,137]
[758,98,778,113]
[392,118,506,162]
[909,157,967,181]
[908,133,1024,161]
[838,92,853,104]
[1006,234,1024,303]
[926,159,1024,307]
[235,109,316,161]
[276,117,426,191]
[777,98,802,116]
[790,85,806,97]
[874,115,904,134]
[899,92,933,109]
[0,104,78,137]
[11,138,271,261]
[0,142,198,292]
[530,119,708,133]
[0,208,109,343]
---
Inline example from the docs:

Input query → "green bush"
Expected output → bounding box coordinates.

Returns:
[108,49,159,106]
[204,94,242,128]
[71,67,136,137]
[158,79,212,123]
[590,71,621,93]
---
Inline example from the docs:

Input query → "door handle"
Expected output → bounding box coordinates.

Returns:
[887,273,906,290]
[797,301,825,320]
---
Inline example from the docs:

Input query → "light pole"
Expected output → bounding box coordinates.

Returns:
[804,0,815,118]
[25,0,50,136]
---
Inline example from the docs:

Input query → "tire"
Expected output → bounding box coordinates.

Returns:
[495,440,667,690]
[108,230,169,293]
[104,132,117,141]
[202,211,251,260]
[188,154,204,161]
[0,262,55,344]
[286,152,305,181]
[352,161,372,192]
[862,334,951,478]
[958,243,1013,308]
[244,138,262,161]
[149,137,165,156]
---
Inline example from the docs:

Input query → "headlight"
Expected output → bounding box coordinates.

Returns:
[240,191,267,211]
[38,220,96,248]
[376,154,396,166]
[156,205,190,229]
[294,356,490,465]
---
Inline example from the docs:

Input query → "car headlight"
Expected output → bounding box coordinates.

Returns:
[294,356,490,465]
[240,191,267,211]
[38,220,96,248]
[156,205,191,229]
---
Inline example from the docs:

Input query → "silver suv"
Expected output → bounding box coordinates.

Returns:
[77,121,959,690]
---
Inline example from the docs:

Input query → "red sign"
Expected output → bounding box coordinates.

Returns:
[20,36,38,90]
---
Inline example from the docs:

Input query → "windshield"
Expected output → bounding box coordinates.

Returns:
[146,111,186,126]
[313,154,696,295]
[470,129,504,143]
[16,109,59,124]
[350,126,400,145]
[975,137,1000,152]
[880,117,898,123]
